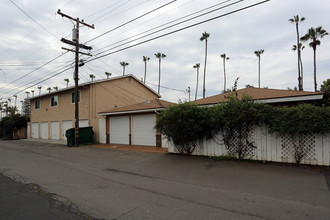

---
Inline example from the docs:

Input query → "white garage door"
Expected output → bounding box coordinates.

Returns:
[110,116,129,145]
[132,114,156,146]
[50,121,60,140]
[31,122,39,138]
[40,122,48,139]
[62,120,73,140]
[79,119,88,127]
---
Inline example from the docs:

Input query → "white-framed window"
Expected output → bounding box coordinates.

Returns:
[35,100,40,110]
[71,90,81,104]
[51,96,58,107]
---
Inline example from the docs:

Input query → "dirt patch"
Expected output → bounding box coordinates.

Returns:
[89,144,168,154]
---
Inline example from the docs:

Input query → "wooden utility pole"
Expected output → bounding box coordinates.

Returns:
[57,9,94,146]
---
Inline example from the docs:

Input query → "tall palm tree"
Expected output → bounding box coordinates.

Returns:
[47,87,52,93]
[254,49,264,88]
[200,32,210,98]
[31,90,35,97]
[154,53,166,95]
[289,15,305,91]
[53,86,58,91]
[120,62,129,76]
[25,91,30,97]
[143,56,150,84]
[220,53,229,92]
[38,86,42,95]
[13,95,17,108]
[301,26,329,92]
[64,78,70,88]
[89,74,96,82]
[292,43,305,89]
[105,72,111,79]
[193,63,200,100]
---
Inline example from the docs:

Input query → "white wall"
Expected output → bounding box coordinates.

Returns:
[99,118,106,144]
[167,126,330,166]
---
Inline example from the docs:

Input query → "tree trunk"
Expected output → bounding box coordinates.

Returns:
[223,58,226,92]
[203,39,207,98]
[313,47,317,92]
[195,68,199,101]
[258,56,261,88]
[144,62,147,84]
[296,23,303,91]
[158,59,161,95]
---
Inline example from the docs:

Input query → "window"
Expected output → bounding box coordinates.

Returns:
[51,96,58,107]
[71,91,81,103]
[35,100,40,110]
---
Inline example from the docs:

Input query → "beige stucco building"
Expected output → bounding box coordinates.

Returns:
[27,75,159,142]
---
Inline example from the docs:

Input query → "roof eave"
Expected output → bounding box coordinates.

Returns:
[99,107,166,116]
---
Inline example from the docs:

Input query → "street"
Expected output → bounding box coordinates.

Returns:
[0,140,330,220]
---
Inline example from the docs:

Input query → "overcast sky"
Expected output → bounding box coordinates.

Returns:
[1,0,330,106]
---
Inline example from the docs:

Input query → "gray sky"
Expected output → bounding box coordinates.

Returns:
[1,0,330,105]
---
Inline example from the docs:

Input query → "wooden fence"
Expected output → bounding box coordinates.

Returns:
[166,126,330,166]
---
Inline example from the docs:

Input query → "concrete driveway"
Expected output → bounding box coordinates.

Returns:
[0,140,329,219]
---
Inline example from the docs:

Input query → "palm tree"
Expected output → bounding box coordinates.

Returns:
[105,72,111,79]
[143,56,150,84]
[120,62,129,76]
[289,15,306,91]
[193,63,200,100]
[7,98,11,107]
[38,86,42,95]
[301,26,329,91]
[89,74,96,81]
[31,90,35,97]
[220,53,229,92]
[292,43,305,89]
[47,87,52,93]
[154,53,166,95]
[53,86,58,91]
[200,32,210,98]
[64,78,70,88]
[254,49,264,88]
[25,91,30,98]
[13,95,17,108]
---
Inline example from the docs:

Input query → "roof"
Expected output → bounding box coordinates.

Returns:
[27,74,160,100]
[99,99,174,116]
[194,87,324,106]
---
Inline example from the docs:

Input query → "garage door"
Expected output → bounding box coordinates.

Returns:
[40,122,48,139]
[110,116,129,144]
[62,120,73,140]
[132,114,156,146]
[31,122,39,138]
[50,121,60,140]
[79,119,88,127]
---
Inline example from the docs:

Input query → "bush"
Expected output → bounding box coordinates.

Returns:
[0,114,29,140]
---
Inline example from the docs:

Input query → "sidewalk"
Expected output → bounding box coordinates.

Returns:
[24,138,67,145]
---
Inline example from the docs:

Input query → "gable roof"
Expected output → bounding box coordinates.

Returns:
[28,74,160,100]
[194,87,324,106]
[99,99,174,116]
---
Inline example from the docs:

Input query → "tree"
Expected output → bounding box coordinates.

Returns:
[292,43,305,90]
[64,78,70,88]
[13,95,17,108]
[37,86,42,95]
[47,87,52,93]
[53,86,58,91]
[193,63,200,101]
[154,53,166,95]
[289,15,306,91]
[105,72,111,79]
[25,91,30,98]
[301,26,328,92]
[320,79,330,106]
[254,49,264,88]
[200,32,210,98]
[143,56,150,84]
[30,90,35,97]
[89,74,95,82]
[120,62,129,76]
[220,53,229,92]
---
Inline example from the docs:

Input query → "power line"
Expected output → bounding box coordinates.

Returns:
[85,0,177,43]
[87,0,270,63]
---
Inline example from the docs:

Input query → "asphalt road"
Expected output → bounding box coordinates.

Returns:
[0,140,330,220]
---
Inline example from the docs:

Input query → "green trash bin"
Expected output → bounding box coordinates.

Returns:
[65,126,94,147]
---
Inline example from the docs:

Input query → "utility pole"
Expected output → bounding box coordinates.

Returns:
[57,9,94,146]
[186,86,191,102]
